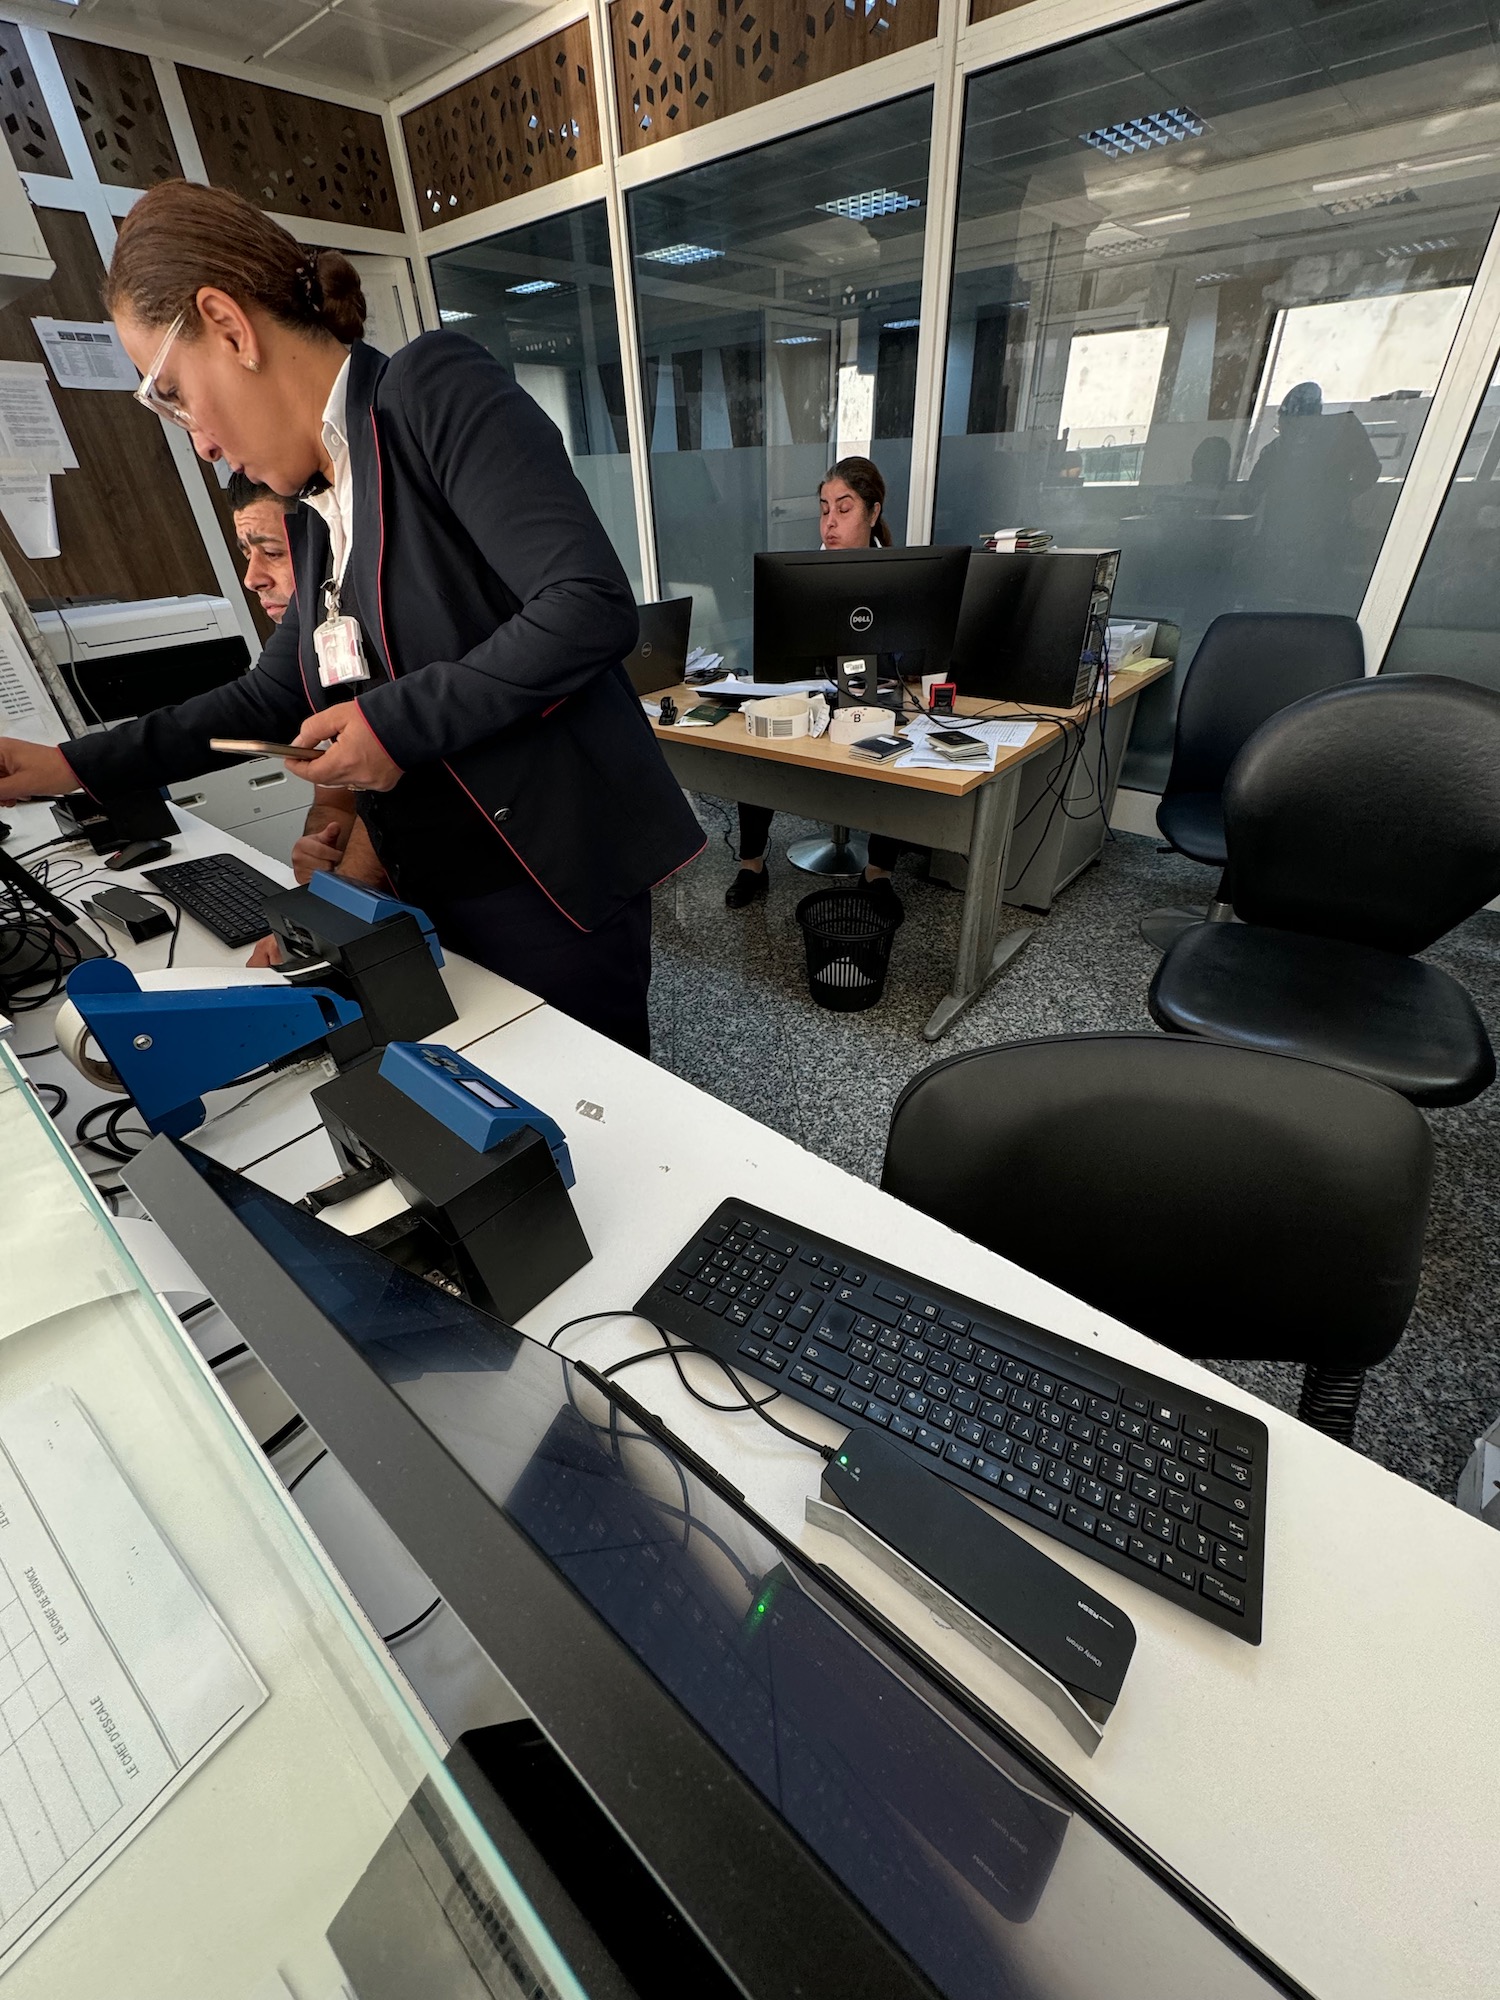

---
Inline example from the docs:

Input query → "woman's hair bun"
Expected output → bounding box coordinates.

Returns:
[313,249,366,343]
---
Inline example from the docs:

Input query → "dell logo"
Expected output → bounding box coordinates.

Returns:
[640,642,653,656]
[850,606,874,633]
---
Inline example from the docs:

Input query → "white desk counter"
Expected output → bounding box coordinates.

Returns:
[8,803,1499,2000]
[465,1003,1500,2000]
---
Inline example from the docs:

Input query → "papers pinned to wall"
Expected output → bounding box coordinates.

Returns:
[31,318,140,393]
[0,597,68,744]
[0,360,76,562]
[0,473,57,560]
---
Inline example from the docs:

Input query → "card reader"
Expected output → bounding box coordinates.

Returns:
[808,1426,1134,1752]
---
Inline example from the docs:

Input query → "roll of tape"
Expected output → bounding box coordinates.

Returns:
[54,1000,127,1093]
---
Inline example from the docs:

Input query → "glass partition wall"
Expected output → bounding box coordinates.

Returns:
[628,94,933,672]
[935,0,1500,784]
[430,202,644,595]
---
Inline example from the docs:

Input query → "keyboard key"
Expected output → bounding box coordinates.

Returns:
[1028,1371,1056,1398]
[927,1404,956,1433]
[900,1313,926,1338]
[1216,1431,1254,1462]
[865,1402,892,1428]
[845,1270,867,1286]
[1142,1509,1174,1543]
[952,1389,979,1415]
[777,1282,802,1302]
[1164,1491,1195,1520]
[1200,1571,1246,1615]
[1066,1415,1095,1443]
[1194,1473,1251,1516]
[1045,1461,1075,1493]
[1131,1474,1164,1507]
[1200,1503,1249,1548]
[1149,1424,1178,1453]
[1179,1439,1211,1470]
[1002,1360,1029,1387]
[890,1413,917,1440]
[851,1365,878,1392]
[1108,1493,1141,1527]
[1016,1446,1045,1477]
[1030,1486,1062,1518]
[840,1389,868,1415]
[1128,1535,1161,1569]
[875,1282,909,1308]
[816,1305,855,1348]
[802,1343,850,1378]
[948,1336,976,1362]
[1064,1504,1098,1536]
[913,1425,944,1456]
[1214,1543,1248,1582]
[683,1281,709,1304]
[1066,1441,1096,1473]
[924,1375,951,1401]
[1179,1526,1213,1563]
[762,1353,784,1373]
[945,1441,975,1471]
[1095,1518,1129,1553]
[726,1306,750,1327]
[1152,1402,1181,1429]
[1160,1550,1197,1589]
[1001,1470,1031,1501]
[1184,1417,1214,1445]
[789,1365,817,1389]
[850,1339,876,1364]
[1116,1412,1147,1440]
[1214,1453,1253,1489]
[703,1294,728,1317]
[973,1455,1002,1486]
[1097,1457,1126,1489]
[1076,1476,1108,1509]
[957,1418,986,1446]
[1008,1387,1037,1416]
[899,1363,926,1389]
[1162,1461,1192,1490]
[1121,1389,1151,1415]
[787,1303,817,1331]
[941,1312,969,1335]
[1087,1397,1114,1424]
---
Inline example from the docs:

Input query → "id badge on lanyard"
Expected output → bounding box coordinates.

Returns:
[313,576,370,688]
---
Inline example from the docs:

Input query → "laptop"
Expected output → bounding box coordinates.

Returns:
[624,596,692,695]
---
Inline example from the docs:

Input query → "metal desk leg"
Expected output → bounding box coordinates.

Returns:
[923,769,1029,1042]
[787,825,869,876]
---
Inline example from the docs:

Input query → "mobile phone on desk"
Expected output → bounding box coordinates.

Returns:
[210,737,323,761]
[848,734,909,762]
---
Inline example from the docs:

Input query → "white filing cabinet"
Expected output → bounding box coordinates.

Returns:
[167,760,307,867]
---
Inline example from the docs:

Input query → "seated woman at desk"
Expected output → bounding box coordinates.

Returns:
[726,456,904,917]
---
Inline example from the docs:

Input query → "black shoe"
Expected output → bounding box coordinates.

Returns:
[725,864,769,909]
[861,874,903,921]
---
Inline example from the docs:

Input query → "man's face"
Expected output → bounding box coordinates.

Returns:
[234,498,293,624]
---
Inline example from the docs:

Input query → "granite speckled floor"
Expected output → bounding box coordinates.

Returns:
[648,797,1500,1500]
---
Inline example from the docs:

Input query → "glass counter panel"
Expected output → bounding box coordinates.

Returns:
[935,0,1500,785]
[1384,352,1500,685]
[0,1048,587,2000]
[628,93,933,672]
[430,202,643,598]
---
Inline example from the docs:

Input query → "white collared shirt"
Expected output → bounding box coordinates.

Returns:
[301,354,354,600]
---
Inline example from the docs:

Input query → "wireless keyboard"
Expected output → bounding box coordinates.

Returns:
[637,1199,1268,1641]
[143,853,286,949]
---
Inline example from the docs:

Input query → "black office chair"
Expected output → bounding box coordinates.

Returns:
[881,1033,1433,1444]
[1149,674,1500,1106]
[1142,611,1365,950]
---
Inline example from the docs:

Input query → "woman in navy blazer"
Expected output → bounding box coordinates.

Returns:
[0,182,703,1054]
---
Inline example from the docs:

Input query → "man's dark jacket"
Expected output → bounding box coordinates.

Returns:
[65,332,704,930]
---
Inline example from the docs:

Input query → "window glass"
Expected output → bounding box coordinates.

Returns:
[936,0,1500,785]
[429,202,643,594]
[1386,351,1500,687]
[629,94,933,670]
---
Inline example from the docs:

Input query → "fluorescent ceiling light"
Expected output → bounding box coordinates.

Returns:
[643,243,724,266]
[438,308,474,323]
[883,318,920,329]
[775,334,821,345]
[1134,209,1190,227]
[507,280,560,294]
[1312,170,1394,193]
[1081,108,1204,159]
[1195,271,1235,285]
[817,188,921,220]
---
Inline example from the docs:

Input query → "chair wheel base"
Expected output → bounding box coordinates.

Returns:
[1140,906,1208,952]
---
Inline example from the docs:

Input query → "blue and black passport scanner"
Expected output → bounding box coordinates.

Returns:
[309,1042,588,1322]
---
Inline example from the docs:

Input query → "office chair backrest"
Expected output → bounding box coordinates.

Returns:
[1225,673,1500,954]
[881,1034,1432,1370]
[1164,612,1364,801]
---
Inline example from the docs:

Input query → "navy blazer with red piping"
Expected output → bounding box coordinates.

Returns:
[64,332,706,931]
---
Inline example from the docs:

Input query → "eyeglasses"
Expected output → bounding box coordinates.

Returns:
[133,310,192,428]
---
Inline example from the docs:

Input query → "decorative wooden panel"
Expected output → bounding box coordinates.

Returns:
[968,0,1030,22]
[0,209,226,605]
[52,36,182,188]
[180,67,398,229]
[0,20,68,177]
[402,23,601,227]
[610,0,938,151]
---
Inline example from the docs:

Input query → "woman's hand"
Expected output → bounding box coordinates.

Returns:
[289,703,402,792]
[0,739,78,804]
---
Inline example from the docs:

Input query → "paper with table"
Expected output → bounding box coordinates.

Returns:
[30,320,139,395]
[894,714,1037,773]
[0,599,67,745]
[0,360,77,562]
[0,1384,264,1972]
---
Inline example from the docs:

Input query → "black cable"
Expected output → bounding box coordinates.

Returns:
[75,1101,149,1163]
[380,1599,443,1645]
[599,1331,836,1459]
[546,1308,648,1352]
[33,1080,66,1115]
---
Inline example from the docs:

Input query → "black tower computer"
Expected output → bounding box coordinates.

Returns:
[752,546,972,688]
[951,548,1120,708]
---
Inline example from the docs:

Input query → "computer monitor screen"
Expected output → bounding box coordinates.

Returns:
[128,1140,1307,2000]
[753,547,972,682]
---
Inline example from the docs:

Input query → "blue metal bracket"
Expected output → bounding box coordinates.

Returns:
[66,960,362,1138]
[378,1041,575,1187]
[308,872,444,965]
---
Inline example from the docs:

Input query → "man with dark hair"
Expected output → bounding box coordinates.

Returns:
[227,470,375,886]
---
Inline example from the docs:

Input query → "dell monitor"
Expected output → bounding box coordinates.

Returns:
[753,546,972,684]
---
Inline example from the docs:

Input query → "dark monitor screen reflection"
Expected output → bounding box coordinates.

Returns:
[753,546,971,683]
[167,1149,1302,2000]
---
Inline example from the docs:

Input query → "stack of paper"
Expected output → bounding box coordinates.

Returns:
[894,714,1036,773]
[691,675,836,700]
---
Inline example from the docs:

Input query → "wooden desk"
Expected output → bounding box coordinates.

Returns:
[650,661,1171,1038]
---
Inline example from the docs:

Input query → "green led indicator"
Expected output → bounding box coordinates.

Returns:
[838,1453,848,1465]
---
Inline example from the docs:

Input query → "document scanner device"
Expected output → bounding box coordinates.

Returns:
[307,1041,588,1323]
[262,872,456,1062]
[808,1427,1134,1753]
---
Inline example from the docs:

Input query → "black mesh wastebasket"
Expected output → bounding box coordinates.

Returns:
[795,889,902,1012]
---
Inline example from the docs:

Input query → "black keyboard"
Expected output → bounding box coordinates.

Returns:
[143,853,285,948]
[637,1200,1268,1642]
